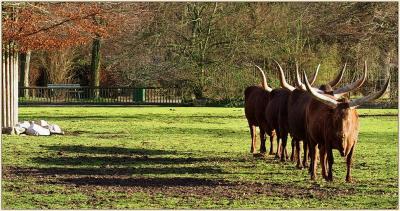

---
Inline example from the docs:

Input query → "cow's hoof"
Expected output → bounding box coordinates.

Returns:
[253,153,265,158]
[346,177,353,183]
[269,151,275,155]
[296,164,303,170]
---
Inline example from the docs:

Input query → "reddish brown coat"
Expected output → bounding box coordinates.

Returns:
[244,86,275,154]
[305,97,359,182]
[287,85,334,168]
[287,89,312,167]
[265,88,291,160]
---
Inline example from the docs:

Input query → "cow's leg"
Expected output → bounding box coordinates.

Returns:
[309,143,318,180]
[303,141,309,168]
[346,145,355,183]
[327,147,334,181]
[249,125,257,154]
[275,130,281,159]
[269,132,274,155]
[259,128,266,154]
[285,144,289,160]
[290,137,295,161]
[280,132,288,162]
[295,138,302,169]
[319,146,328,180]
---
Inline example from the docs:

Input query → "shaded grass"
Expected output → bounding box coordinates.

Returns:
[2,107,398,209]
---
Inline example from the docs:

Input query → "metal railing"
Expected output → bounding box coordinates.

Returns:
[19,86,187,105]
[17,86,397,108]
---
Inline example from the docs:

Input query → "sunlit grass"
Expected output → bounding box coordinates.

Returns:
[2,107,398,209]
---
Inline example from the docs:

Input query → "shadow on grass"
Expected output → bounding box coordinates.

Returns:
[3,166,357,201]
[60,125,241,138]
[6,166,224,177]
[32,155,232,166]
[32,145,245,167]
[43,145,179,156]
[56,177,229,187]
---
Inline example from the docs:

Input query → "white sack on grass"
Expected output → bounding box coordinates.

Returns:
[16,121,30,129]
[36,120,49,127]
[26,122,50,136]
[48,124,64,135]
[13,126,26,135]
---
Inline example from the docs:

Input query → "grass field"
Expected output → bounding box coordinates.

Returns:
[1,107,398,209]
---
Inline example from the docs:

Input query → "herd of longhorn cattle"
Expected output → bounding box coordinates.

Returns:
[244,61,390,182]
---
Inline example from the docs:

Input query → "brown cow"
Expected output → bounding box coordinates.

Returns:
[265,87,291,160]
[289,62,367,168]
[268,61,320,161]
[288,63,347,169]
[244,65,275,155]
[303,64,390,182]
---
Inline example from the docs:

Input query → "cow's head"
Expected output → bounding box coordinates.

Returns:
[330,99,358,156]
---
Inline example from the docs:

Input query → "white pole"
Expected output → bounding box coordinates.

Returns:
[1,43,19,134]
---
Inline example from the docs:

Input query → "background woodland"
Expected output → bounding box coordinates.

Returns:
[3,2,398,102]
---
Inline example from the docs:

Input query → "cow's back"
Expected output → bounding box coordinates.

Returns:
[244,86,269,128]
[287,89,312,140]
[266,88,291,133]
[305,98,331,146]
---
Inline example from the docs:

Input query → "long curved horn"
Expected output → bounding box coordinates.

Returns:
[296,64,325,93]
[303,71,338,108]
[309,64,320,85]
[255,65,272,92]
[333,61,367,98]
[273,60,295,91]
[295,63,306,91]
[349,75,390,108]
[328,63,346,87]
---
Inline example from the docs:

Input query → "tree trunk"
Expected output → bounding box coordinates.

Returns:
[19,52,26,97]
[90,38,101,98]
[1,43,19,134]
[19,50,31,98]
[24,50,31,98]
[379,48,396,103]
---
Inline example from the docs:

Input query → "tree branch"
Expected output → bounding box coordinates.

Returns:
[18,12,99,39]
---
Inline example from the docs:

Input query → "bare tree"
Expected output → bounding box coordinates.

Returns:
[38,48,76,84]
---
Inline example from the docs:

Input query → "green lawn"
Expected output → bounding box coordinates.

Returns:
[2,107,398,209]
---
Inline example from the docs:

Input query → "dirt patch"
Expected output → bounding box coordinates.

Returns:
[64,131,128,138]
[65,130,86,136]
[53,177,355,200]
[95,134,128,139]
[3,166,356,200]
